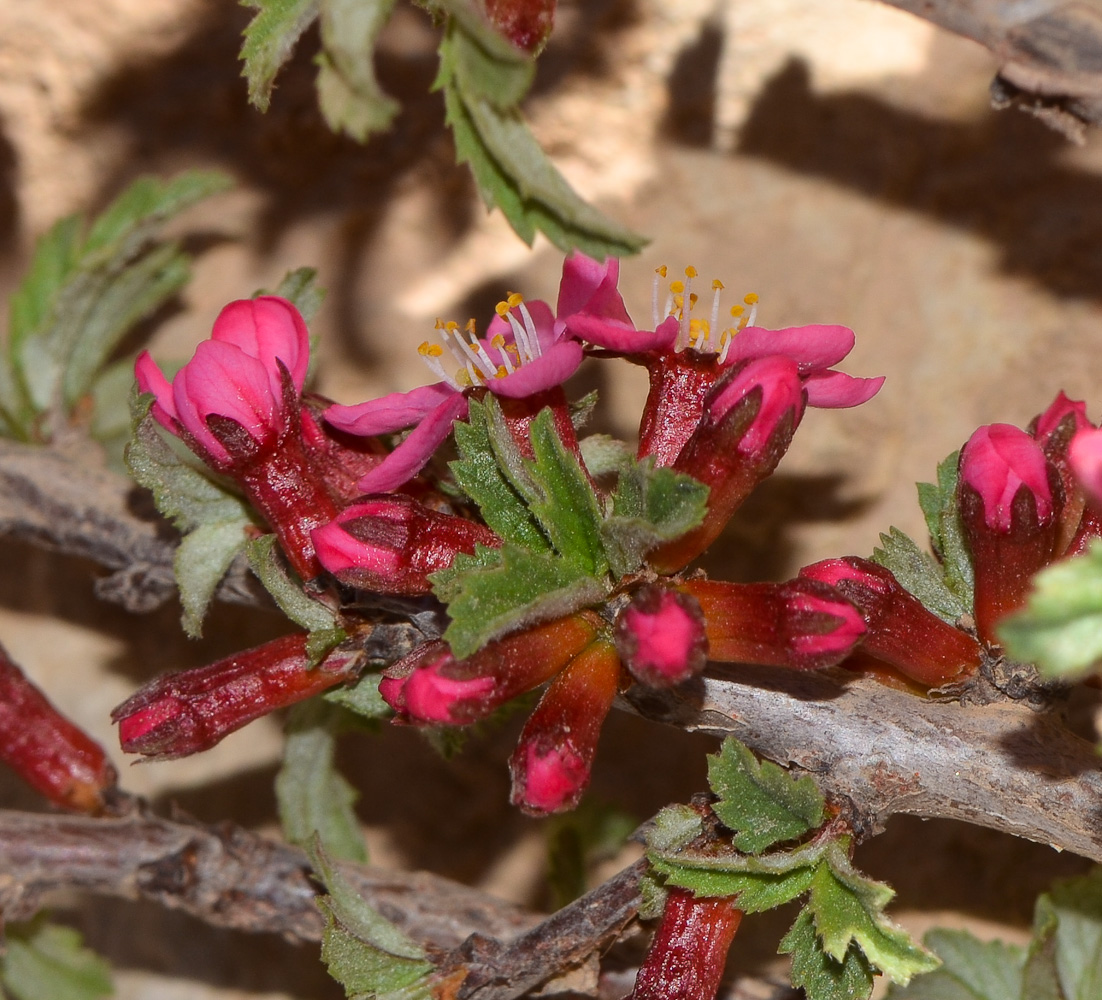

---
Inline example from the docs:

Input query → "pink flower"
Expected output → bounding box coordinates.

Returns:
[322,256,609,493]
[615,586,707,688]
[136,296,309,469]
[1071,427,1102,507]
[1033,391,1091,448]
[960,424,1054,534]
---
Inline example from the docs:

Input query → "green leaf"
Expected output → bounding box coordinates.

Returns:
[782,908,875,1000]
[1035,867,1102,1000]
[917,450,974,607]
[808,842,939,985]
[523,408,608,574]
[999,540,1102,680]
[240,0,320,111]
[310,841,434,996]
[444,13,534,109]
[450,397,548,550]
[0,920,113,1000]
[602,457,709,577]
[175,520,249,638]
[277,700,366,862]
[268,266,326,322]
[325,672,392,723]
[434,542,608,658]
[646,804,703,853]
[437,23,646,258]
[706,736,825,855]
[90,358,142,472]
[871,527,968,625]
[579,433,634,478]
[886,929,1025,999]
[316,0,400,142]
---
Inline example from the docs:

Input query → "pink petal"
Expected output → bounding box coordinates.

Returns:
[803,371,885,408]
[489,340,584,398]
[1034,391,1091,443]
[567,312,678,352]
[354,394,470,493]
[311,515,402,578]
[710,355,804,456]
[1069,427,1102,504]
[401,664,495,724]
[557,252,633,327]
[961,423,1053,532]
[516,742,587,814]
[211,297,310,394]
[134,350,179,428]
[724,324,855,373]
[325,382,459,436]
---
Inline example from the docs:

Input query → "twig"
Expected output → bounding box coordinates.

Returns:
[622,663,1102,862]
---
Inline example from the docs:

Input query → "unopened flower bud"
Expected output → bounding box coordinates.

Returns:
[615,585,707,687]
[508,638,620,815]
[381,614,600,725]
[0,645,117,813]
[681,578,865,671]
[799,557,982,686]
[313,497,500,595]
[959,424,1060,642]
[114,633,363,759]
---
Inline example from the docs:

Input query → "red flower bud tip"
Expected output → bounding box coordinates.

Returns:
[682,578,865,671]
[960,424,1061,642]
[113,633,363,760]
[313,497,500,596]
[629,887,743,1000]
[1070,427,1102,509]
[616,586,707,687]
[509,638,620,815]
[960,424,1054,533]
[0,645,117,813]
[383,614,600,726]
[483,0,555,52]
[800,557,983,686]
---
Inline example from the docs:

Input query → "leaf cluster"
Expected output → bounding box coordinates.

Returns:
[645,737,938,1000]
[0,919,112,1000]
[431,397,709,657]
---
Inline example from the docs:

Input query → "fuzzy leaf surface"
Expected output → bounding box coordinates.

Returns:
[240,0,319,110]
[277,700,366,862]
[1035,867,1102,1000]
[916,450,974,606]
[707,736,825,855]
[0,920,113,1000]
[263,266,326,322]
[782,908,875,1000]
[885,929,1025,1000]
[175,520,249,638]
[871,526,968,625]
[324,673,391,723]
[999,541,1102,680]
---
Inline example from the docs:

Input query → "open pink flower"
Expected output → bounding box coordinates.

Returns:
[323,257,609,493]
[135,296,309,469]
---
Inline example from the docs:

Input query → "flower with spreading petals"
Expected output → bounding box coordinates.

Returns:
[322,256,615,493]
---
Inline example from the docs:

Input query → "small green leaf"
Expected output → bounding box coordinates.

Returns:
[445,13,534,109]
[0,920,113,1000]
[175,520,249,638]
[435,542,609,658]
[324,672,392,723]
[240,0,320,111]
[277,700,366,862]
[1035,867,1102,1000]
[579,433,633,478]
[646,804,703,854]
[316,0,400,142]
[871,527,967,625]
[1000,541,1102,680]
[651,857,818,913]
[707,737,825,855]
[310,841,434,996]
[809,842,939,985]
[917,450,974,606]
[782,908,875,1000]
[602,457,709,577]
[886,929,1025,1000]
[267,266,326,322]
[450,397,548,550]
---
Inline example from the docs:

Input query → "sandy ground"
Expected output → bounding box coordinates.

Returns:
[0,0,1100,996]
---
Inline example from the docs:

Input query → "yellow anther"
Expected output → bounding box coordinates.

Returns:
[494,365,508,379]
[444,320,460,332]
[712,279,725,291]
[507,292,524,308]
[689,293,699,307]
[744,293,760,305]
[434,318,445,330]
[730,305,744,318]
[669,280,685,294]
[465,318,477,334]
[455,369,473,387]
[684,266,698,279]
[495,301,510,317]
[491,334,506,349]
[655,265,668,278]
[418,341,443,358]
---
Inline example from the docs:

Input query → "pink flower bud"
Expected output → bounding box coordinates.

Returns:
[483,0,555,52]
[959,424,1061,642]
[114,633,363,760]
[1032,391,1091,449]
[0,645,117,813]
[799,557,982,686]
[382,614,600,726]
[508,639,620,815]
[681,578,865,671]
[312,497,500,595]
[615,586,708,687]
[629,888,743,1000]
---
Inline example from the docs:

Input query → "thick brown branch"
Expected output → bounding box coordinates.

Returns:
[875,0,1102,137]
[623,664,1102,861]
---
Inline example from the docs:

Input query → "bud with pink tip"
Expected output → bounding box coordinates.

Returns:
[615,585,708,687]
